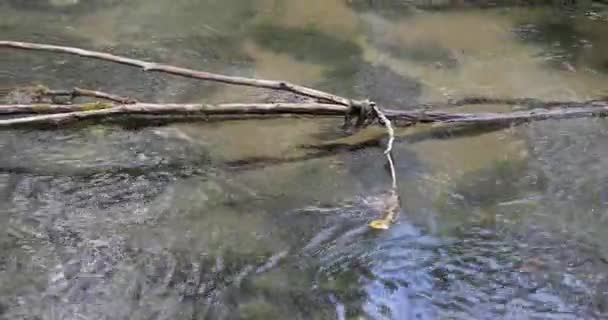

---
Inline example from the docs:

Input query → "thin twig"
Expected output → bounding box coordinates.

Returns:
[374,105,397,190]
[373,105,395,155]
[386,153,397,191]
[0,41,354,106]
[367,105,401,230]
[45,87,137,104]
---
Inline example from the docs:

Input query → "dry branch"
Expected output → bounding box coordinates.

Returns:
[0,103,348,127]
[0,102,344,115]
[0,41,353,106]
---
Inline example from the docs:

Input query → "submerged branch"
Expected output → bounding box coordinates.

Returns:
[414,96,607,110]
[382,101,608,126]
[0,41,352,106]
[437,101,608,125]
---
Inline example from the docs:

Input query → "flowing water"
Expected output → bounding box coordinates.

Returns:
[2,0,608,319]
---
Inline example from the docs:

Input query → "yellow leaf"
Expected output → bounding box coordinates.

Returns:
[368,219,390,230]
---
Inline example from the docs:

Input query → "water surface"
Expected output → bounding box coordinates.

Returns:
[2,1,608,319]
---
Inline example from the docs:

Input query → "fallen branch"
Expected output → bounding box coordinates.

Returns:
[0,103,348,127]
[0,102,346,115]
[0,41,353,106]
[2,101,608,127]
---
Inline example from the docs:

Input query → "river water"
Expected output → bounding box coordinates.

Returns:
[2,1,608,319]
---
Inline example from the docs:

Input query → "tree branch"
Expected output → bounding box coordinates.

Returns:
[0,41,353,106]
[0,103,348,127]
[1,101,608,128]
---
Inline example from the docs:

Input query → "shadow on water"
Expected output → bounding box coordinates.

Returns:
[3,0,608,319]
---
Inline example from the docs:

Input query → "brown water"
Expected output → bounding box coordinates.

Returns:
[2,1,608,319]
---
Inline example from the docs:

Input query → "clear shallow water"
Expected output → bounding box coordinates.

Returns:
[2,1,608,319]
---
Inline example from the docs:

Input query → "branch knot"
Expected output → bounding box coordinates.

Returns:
[344,99,377,129]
